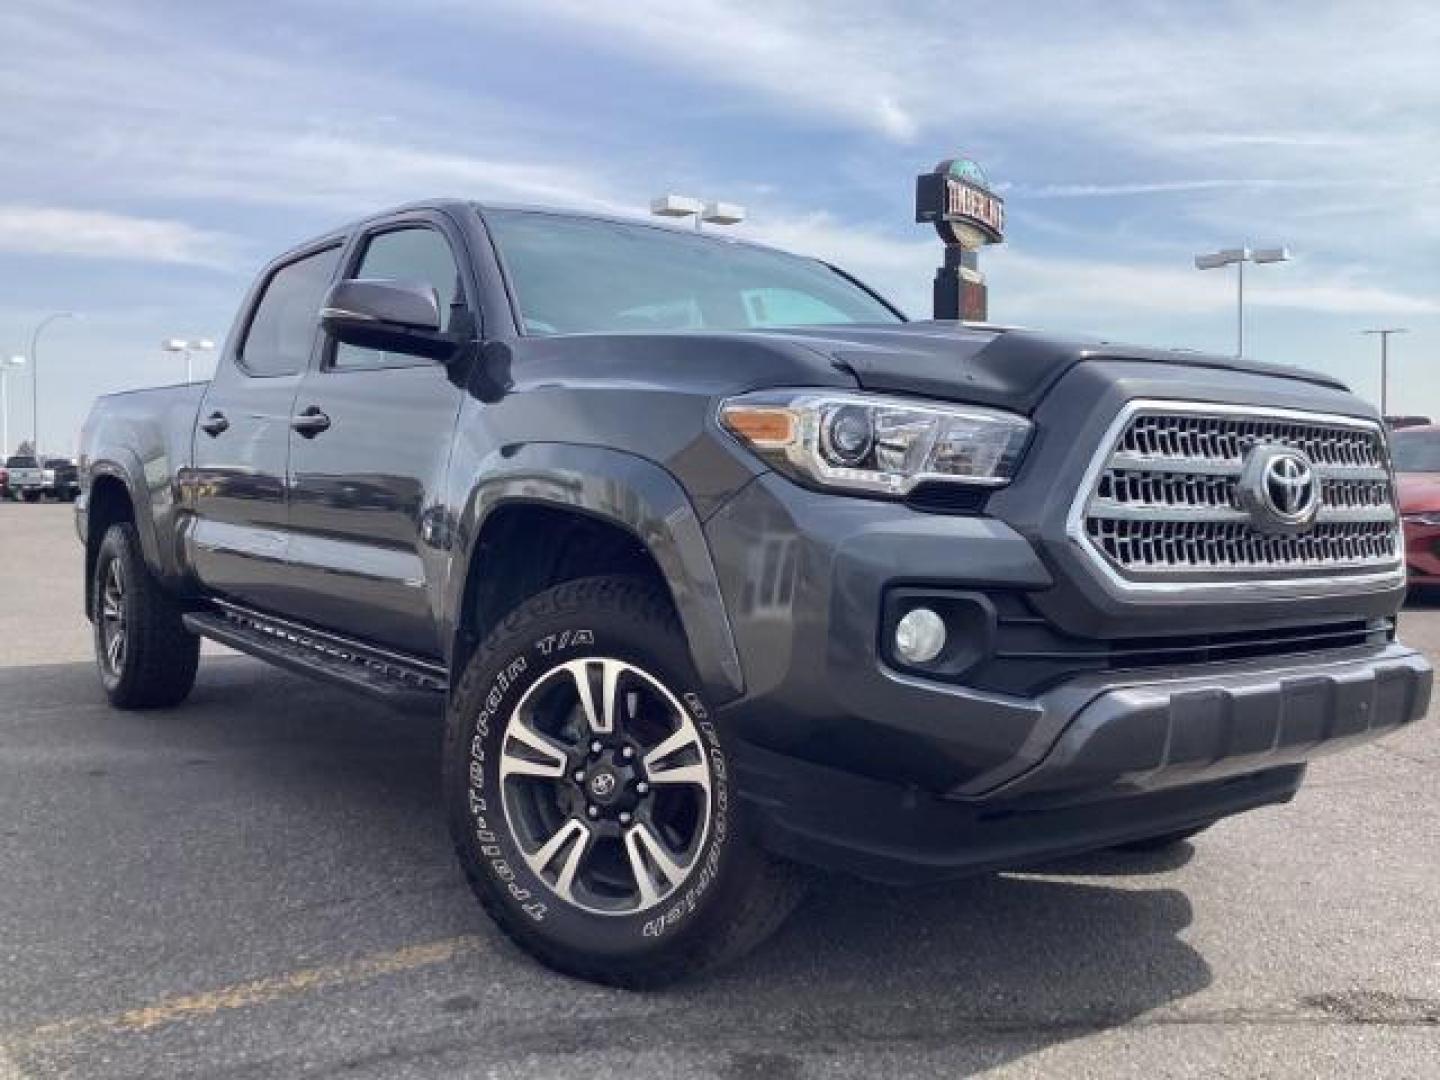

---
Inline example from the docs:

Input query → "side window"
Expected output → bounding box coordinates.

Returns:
[333,227,468,370]
[239,246,341,377]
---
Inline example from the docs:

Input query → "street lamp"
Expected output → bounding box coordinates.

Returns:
[29,311,77,457]
[1361,328,1409,416]
[1,355,25,456]
[1193,246,1290,358]
[650,194,747,232]
[162,338,215,383]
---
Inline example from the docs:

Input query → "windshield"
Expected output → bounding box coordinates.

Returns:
[1391,429,1440,472]
[5,456,37,468]
[485,210,903,335]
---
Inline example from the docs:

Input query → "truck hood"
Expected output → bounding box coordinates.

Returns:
[748,322,1347,414]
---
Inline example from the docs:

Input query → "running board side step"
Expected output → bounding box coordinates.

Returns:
[183,602,448,715]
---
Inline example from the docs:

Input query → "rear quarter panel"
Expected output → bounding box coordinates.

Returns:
[80,383,206,587]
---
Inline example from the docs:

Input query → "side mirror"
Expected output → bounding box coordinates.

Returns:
[320,279,455,359]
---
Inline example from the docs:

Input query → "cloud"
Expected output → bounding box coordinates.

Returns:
[0,205,239,268]
[0,0,641,221]
[490,0,1440,253]
[478,0,926,140]
[122,134,640,218]
[741,208,1440,325]
[1021,180,1337,199]
[990,249,1440,322]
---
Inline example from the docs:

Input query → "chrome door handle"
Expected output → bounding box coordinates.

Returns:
[290,407,331,437]
[200,411,229,437]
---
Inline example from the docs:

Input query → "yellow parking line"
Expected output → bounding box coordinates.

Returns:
[9,934,485,1051]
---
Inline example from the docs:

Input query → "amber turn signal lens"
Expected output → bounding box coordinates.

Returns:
[721,406,796,447]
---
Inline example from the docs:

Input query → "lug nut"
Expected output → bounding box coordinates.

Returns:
[621,746,635,760]
[590,740,604,754]
[586,805,600,820]
[636,781,649,795]
[619,811,632,825]
[573,769,585,783]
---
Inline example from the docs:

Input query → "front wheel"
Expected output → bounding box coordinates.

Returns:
[93,522,200,708]
[444,575,804,988]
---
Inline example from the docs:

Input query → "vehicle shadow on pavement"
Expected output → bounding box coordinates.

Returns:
[690,872,1209,1070]
[2,656,1212,1077]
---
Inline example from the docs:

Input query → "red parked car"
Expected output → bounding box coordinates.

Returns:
[1392,425,1440,587]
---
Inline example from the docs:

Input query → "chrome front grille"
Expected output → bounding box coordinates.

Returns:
[1075,402,1401,584]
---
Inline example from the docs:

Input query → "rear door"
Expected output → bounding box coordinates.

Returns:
[186,241,342,612]
[282,213,476,657]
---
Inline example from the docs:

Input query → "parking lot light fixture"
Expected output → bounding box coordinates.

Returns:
[2,355,26,457]
[1192,245,1290,357]
[650,194,745,232]
[1362,328,1410,416]
[701,201,746,226]
[29,311,77,457]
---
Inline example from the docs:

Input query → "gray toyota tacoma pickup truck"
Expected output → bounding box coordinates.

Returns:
[77,200,1430,986]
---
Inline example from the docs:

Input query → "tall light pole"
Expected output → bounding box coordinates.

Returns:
[1193,246,1290,357]
[29,311,77,457]
[1,355,25,456]
[1362,328,1409,416]
[162,337,215,382]
[650,194,746,232]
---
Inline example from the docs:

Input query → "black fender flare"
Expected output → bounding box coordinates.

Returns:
[447,443,745,702]
[84,454,166,573]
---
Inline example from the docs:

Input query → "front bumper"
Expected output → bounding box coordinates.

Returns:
[705,473,1430,883]
[975,642,1429,798]
[728,642,1428,884]
[736,748,1308,885]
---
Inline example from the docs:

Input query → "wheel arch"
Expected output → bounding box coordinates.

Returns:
[83,464,152,618]
[446,444,744,703]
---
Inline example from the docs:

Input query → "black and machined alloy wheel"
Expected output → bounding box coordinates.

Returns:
[444,574,805,988]
[92,522,200,709]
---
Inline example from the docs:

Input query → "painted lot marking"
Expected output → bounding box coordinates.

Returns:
[5,934,485,1055]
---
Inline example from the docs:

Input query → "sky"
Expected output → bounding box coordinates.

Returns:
[1,0,1437,456]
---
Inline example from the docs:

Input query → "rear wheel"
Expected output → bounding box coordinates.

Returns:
[20,490,39,503]
[92,522,200,709]
[444,574,804,988]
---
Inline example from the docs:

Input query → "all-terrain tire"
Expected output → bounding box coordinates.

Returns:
[93,522,200,709]
[443,574,805,988]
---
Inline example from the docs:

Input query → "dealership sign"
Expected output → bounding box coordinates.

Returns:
[915,158,1005,248]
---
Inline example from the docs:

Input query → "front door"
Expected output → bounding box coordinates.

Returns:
[186,242,341,612]
[283,216,475,658]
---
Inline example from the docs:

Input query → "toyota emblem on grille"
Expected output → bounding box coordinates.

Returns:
[1239,445,1321,533]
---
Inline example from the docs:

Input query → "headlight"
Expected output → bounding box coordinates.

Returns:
[719,390,1032,496]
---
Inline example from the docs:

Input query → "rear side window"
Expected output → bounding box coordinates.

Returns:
[333,227,467,370]
[239,246,341,377]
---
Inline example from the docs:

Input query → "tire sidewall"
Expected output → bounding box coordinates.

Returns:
[445,585,742,964]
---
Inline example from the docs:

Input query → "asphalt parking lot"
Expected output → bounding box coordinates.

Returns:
[1,502,1437,1079]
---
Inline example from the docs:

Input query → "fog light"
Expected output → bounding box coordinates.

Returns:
[894,607,946,664]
